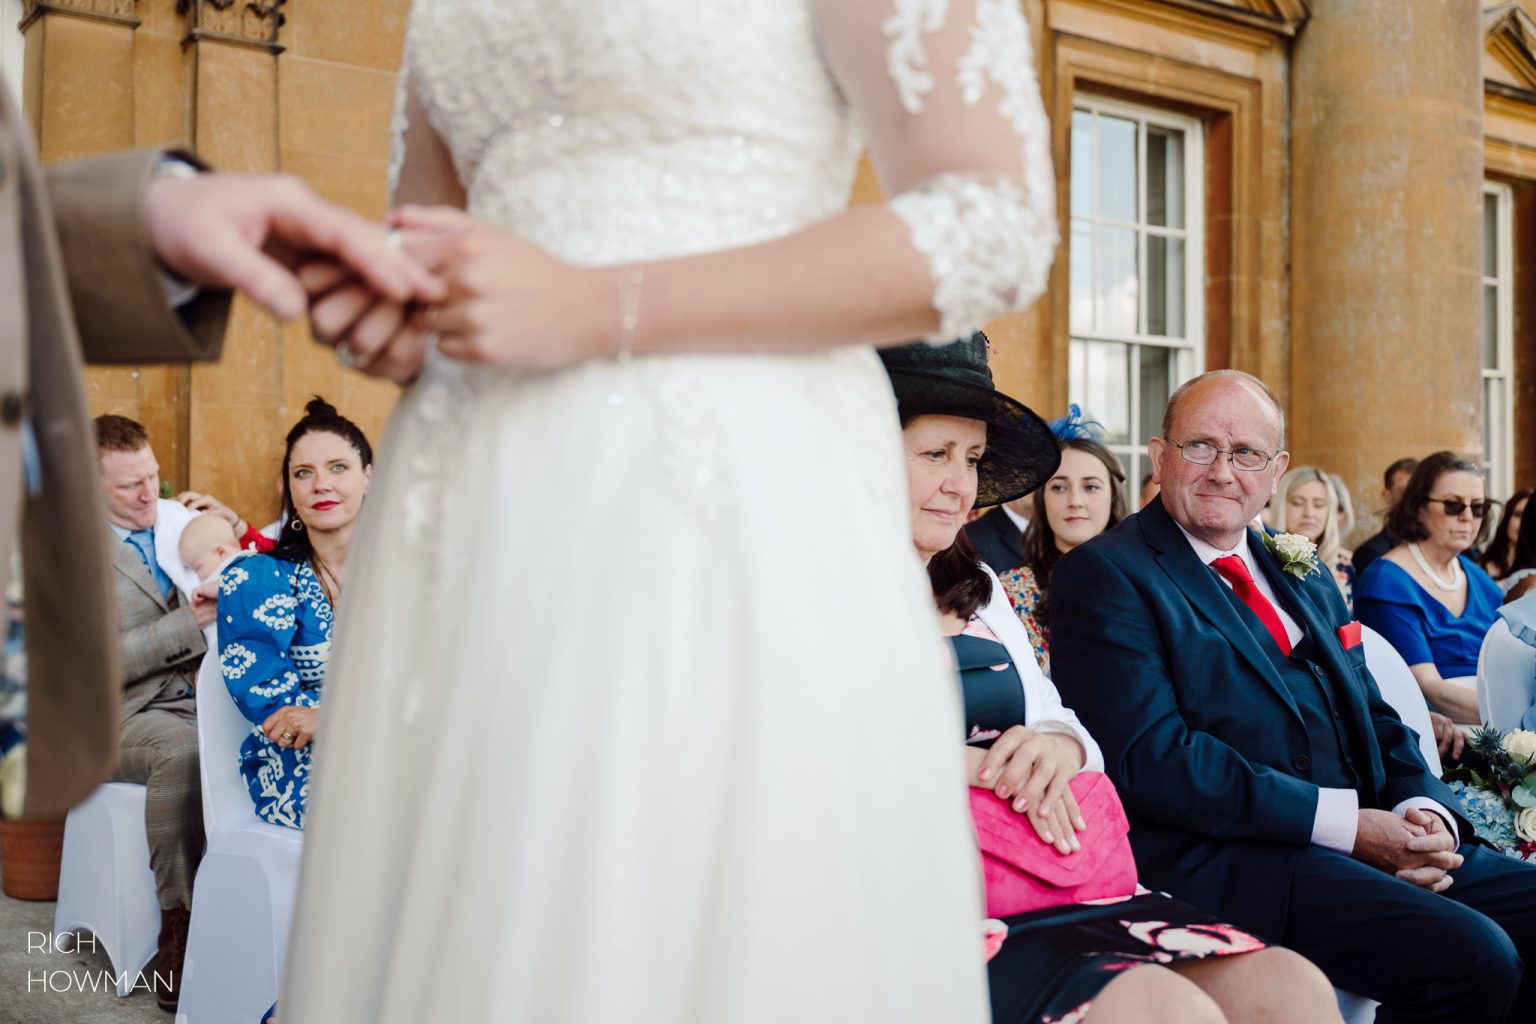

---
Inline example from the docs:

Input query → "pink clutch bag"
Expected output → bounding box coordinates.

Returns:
[968,770,1138,917]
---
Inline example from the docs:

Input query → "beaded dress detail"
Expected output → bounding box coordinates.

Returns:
[281,3,1056,1021]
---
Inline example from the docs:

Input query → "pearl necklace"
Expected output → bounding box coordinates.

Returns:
[1408,543,1464,592]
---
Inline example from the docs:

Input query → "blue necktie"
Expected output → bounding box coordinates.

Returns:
[127,530,174,600]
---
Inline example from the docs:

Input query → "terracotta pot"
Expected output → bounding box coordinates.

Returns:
[0,816,65,900]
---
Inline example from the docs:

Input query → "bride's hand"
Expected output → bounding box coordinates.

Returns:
[392,205,611,371]
[301,260,430,385]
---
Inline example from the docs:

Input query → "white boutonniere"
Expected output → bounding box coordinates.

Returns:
[1261,531,1320,580]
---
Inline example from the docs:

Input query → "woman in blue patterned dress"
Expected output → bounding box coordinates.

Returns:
[217,398,372,830]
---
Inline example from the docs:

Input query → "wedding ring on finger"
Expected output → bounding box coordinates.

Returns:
[385,227,403,250]
[281,731,296,742]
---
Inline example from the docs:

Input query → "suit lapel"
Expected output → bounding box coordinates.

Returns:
[983,508,1023,561]
[1249,536,1379,758]
[1140,501,1303,722]
[107,525,170,612]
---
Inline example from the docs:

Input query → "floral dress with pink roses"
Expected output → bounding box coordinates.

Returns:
[951,616,1267,1024]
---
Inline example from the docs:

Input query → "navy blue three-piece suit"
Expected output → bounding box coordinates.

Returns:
[1052,497,1536,1024]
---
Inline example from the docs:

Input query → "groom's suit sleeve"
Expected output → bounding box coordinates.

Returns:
[1051,544,1318,846]
[45,149,230,364]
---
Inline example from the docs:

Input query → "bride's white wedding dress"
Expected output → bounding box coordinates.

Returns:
[278,2,1056,1020]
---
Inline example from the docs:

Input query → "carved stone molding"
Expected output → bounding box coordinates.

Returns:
[1151,0,1309,38]
[1486,1,1536,98]
[20,0,141,30]
[177,0,286,52]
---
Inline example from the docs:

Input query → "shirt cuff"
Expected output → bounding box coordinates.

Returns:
[1311,787,1360,853]
[1392,796,1461,850]
[152,157,203,308]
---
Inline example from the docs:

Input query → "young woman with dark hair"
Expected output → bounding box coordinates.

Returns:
[995,430,1127,675]
[1481,487,1531,584]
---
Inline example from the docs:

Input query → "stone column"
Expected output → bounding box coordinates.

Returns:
[1289,0,1484,542]
[20,1,188,474]
[179,0,286,523]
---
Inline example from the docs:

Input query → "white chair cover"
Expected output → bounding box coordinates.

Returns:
[1477,618,1536,732]
[175,651,303,1024]
[52,782,159,996]
[1362,625,1442,777]
[1336,988,1377,1024]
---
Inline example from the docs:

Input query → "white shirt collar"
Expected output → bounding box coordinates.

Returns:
[1174,520,1256,572]
[1173,520,1303,643]
[1002,504,1030,534]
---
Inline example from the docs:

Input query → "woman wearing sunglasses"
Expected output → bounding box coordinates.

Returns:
[1355,451,1502,756]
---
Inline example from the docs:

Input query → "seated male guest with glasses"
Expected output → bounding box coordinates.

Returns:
[1052,371,1536,1024]
[1354,452,1502,752]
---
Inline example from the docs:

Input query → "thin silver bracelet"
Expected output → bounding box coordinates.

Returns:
[617,266,643,364]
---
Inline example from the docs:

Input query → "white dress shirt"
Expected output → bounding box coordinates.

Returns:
[1001,503,1029,535]
[1174,524,1457,853]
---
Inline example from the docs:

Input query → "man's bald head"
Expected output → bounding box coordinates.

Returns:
[1161,370,1285,453]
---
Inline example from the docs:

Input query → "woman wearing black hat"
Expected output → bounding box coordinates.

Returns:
[882,335,1341,1024]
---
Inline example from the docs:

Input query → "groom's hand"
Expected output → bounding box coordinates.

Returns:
[144,171,444,321]
[1351,808,1461,892]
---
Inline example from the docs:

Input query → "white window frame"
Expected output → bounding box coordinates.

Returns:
[1483,180,1515,502]
[1068,95,1206,497]
[1,0,23,102]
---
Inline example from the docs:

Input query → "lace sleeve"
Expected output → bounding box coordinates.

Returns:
[817,0,1057,344]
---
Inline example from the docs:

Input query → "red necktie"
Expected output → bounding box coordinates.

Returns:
[1211,555,1293,656]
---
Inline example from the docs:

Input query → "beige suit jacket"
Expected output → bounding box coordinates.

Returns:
[1,82,230,819]
[107,529,206,718]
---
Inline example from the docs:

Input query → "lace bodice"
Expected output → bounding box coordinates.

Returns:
[399,0,1057,342]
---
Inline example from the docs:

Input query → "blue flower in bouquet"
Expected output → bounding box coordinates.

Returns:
[1445,779,1521,853]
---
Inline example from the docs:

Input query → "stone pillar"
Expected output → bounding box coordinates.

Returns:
[1289,0,1484,542]
[178,0,286,522]
[19,1,188,476]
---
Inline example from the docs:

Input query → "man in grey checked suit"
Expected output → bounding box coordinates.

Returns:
[95,413,213,1012]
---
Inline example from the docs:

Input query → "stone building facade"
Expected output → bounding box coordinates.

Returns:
[4,0,1535,537]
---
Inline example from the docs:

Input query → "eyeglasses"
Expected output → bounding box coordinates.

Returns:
[1167,440,1277,473]
[1425,497,1496,518]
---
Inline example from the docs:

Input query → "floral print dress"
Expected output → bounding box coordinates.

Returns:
[217,554,332,830]
[996,565,1051,674]
[951,615,1266,1024]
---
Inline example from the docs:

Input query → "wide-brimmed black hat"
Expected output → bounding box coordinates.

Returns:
[879,332,1060,507]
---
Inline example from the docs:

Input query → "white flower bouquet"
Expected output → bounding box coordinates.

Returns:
[1260,531,1320,580]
